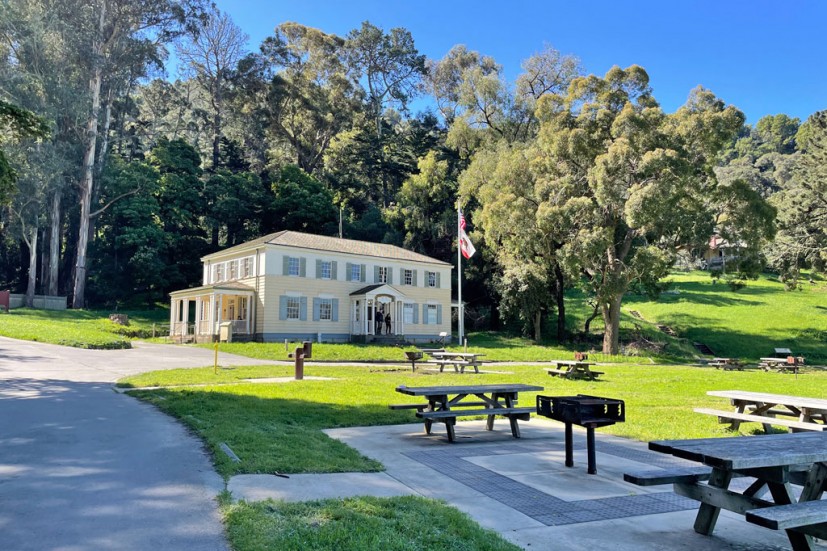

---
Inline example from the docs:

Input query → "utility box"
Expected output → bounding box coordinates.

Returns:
[219,321,233,343]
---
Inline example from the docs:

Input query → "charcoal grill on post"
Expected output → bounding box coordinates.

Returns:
[536,394,625,474]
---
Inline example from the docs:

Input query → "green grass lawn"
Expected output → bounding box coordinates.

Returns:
[222,495,520,551]
[121,362,827,479]
[205,332,643,364]
[0,308,170,349]
[624,271,827,362]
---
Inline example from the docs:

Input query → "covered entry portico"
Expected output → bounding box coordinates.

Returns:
[349,284,409,341]
[169,282,255,342]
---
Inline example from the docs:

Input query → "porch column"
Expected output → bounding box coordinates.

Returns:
[246,294,251,335]
[364,299,370,335]
[196,298,204,335]
[208,293,215,338]
[169,299,176,335]
[182,298,190,338]
[216,293,223,329]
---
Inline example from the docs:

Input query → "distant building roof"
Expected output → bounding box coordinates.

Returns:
[202,230,451,266]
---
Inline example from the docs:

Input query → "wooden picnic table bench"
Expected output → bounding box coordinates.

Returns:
[626,432,827,550]
[707,357,745,370]
[758,357,803,374]
[696,390,827,433]
[393,383,543,442]
[546,360,603,380]
[428,351,486,374]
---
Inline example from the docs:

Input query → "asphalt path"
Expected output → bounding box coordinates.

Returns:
[0,337,279,551]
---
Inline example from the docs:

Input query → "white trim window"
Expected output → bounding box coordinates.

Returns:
[378,266,388,283]
[286,297,301,320]
[404,303,415,324]
[427,271,437,288]
[241,257,253,278]
[319,298,333,321]
[351,264,361,281]
[215,264,225,283]
[426,304,438,325]
[403,269,413,286]
[229,260,238,280]
[288,257,300,276]
[320,261,332,279]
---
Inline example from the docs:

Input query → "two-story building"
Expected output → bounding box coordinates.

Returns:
[168,230,452,343]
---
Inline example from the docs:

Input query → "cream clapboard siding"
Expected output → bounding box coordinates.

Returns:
[260,244,451,338]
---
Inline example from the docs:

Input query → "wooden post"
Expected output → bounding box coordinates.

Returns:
[214,342,218,375]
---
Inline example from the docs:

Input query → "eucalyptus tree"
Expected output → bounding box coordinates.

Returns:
[242,22,362,174]
[345,21,426,139]
[176,8,248,168]
[60,0,208,308]
[769,111,827,287]
[464,67,757,353]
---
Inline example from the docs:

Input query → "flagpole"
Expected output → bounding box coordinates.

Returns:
[457,204,463,346]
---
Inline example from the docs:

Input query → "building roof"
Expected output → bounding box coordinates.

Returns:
[202,230,451,266]
[169,281,254,297]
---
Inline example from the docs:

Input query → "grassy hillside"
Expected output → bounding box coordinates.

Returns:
[0,308,169,349]
[622,271,827,362]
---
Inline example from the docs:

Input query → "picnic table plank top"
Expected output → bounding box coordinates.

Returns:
[707,390,827,410]
[430,351,485,358]
[551,360,596,366]
[650,431,827,470]
[395,383,543,396]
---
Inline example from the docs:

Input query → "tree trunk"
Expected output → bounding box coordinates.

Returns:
[533,310,542,342]
[96,89,112,173]
[39,227,48,294]
[554,264,566,342]
[48,189,61,296]
[73,62,103,309]
[212,108,221,169]
[25,227,38,308]
[601,295,623,355]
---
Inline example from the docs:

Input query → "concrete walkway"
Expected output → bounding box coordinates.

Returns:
[0,336,274,551]
[230,419,810,551]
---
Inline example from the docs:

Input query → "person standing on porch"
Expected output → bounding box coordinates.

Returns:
[385,312,392,335]
[375,307,383,335]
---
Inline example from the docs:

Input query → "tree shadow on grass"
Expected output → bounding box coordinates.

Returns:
[128,388,414,477]
[645,311,827,361]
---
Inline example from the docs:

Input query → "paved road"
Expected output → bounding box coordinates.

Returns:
[0,337,278,551]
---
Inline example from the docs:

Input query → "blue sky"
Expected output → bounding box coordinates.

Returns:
[214,0,826,124]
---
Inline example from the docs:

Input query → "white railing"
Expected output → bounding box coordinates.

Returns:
[230,320,249,334]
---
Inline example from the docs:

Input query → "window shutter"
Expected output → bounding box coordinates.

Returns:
[279,296,287,320]
[374,265,380,283]
[399,268,405,284]
[360,264,366,282]
[436,272,441,288]
[282,256,289,276]
[412,303,418,324]
[316,259,322,279]
[422,304,428,325]
[437,304,443,325]
[313,298,320,321]
[299,297,308,321]
[346,262,353,281]
[331,261,338,280]
[300,258,306,277]
[387,268,393,285]
[412,270,418,287]
[332,299,339,322]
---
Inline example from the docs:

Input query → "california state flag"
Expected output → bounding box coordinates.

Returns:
[459,212,476,259]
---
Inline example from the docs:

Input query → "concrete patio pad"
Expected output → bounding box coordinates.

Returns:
[315,419,809,551]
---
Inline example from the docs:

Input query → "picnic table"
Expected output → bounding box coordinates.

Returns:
[546,360,603,380]
[695,390,827,433]
[707,357,744,371]
[392,383,543,442]
[627,432,827,551]
[759,356,803,374]
[428,351,486,373]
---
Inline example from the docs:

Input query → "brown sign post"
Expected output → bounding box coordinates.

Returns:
[0,290,9,313]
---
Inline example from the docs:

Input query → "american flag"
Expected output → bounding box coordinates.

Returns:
[459,211,476,259]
